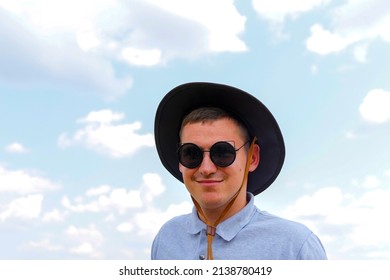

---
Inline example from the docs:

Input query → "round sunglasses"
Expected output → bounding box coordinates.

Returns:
[178,141,249,169]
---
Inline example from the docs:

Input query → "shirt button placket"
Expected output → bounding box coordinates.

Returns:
[197,228,207,260]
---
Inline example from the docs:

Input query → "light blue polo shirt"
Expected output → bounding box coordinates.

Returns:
[151,193,327,260]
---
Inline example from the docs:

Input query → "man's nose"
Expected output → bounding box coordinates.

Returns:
[198,152,217,175]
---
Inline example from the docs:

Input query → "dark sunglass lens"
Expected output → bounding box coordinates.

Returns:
[178,144,203,168]
[210,142,236,167]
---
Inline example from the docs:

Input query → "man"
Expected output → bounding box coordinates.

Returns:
[152,82,327,260]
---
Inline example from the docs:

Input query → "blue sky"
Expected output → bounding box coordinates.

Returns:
[1,0,390,260]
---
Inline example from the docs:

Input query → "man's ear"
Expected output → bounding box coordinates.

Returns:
[249,144,260,172]
[179,164,184,174]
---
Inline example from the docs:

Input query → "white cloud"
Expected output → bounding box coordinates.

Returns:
[330,0,390,41]
[69,242,102,258]
[59,109,154,158]
[110,189,143,211]
[347,189,390,247]
[306,24,358,55]
[145,0,247,53]
[86,185,111,197]
[141,173,166,204]
[27,239,64,252]
[62,188,141,213]
[353,43,369,63]
[134,201,192,237]
[116,222,134,233]
[1,0,248,75]
[252,0,330,22]
[122,47,162,66]
[66,224,104,245]
[2,0,248,54]
[306,0,390,58]
[0,0,113,60]
[80,110,124,124]
[362,175,381,189]
[283,173,390,258]
[0,0,249,102]
[42,208,66,223]
[0,0,114,32]
[0,6,132,99]
[5,142,28,154]
[0,194,43,222]
[65,225,103,258]
[284,187,344,218]
[0,166,59,194]
[60,172,188,239]
[359,89,390,123]
[62,173,164,214]
[65,224,105,258]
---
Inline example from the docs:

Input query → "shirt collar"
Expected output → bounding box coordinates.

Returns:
[187,193,256,241]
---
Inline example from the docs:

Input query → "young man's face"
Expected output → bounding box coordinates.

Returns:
[179,118,259,216]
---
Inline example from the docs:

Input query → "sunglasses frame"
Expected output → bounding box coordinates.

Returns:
[177,140,249,169]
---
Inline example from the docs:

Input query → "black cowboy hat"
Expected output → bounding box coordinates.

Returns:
[154,82,285,195]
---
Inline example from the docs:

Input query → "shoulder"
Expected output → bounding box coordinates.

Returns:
[152,212,194,246]
[151,212,194,260]
[157,212,192,233]
[253,208,312,235]
[250,208,327,259]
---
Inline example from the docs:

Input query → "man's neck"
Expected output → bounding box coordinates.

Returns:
[197,190,248,225]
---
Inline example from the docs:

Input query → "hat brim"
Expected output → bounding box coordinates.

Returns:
[154,82,285,195]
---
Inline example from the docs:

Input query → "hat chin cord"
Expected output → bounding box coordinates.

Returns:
[191,137,257,260]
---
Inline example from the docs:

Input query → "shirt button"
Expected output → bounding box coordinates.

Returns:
[199,255,205,260]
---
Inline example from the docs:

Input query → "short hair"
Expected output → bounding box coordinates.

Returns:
[179,107,250,144]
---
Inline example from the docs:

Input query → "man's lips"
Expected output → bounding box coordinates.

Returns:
[196,179,223,186]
